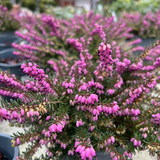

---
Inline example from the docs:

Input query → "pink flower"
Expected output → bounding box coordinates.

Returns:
[49,124,57,132]
[56,123,63,132]
[107,89,115,95]
[16,138,20,145]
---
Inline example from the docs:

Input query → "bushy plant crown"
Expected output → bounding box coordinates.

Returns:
[0,34,160,159]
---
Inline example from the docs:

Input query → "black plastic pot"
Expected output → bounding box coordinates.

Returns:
[0,48,24,102]
[93,152,111,160]
[129,35,156,57]
[0,32,21,51]
[132,35,155,47]
[0,132,19,160]
[0,48,23,78]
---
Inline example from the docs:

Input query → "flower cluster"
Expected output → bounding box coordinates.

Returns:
[122,9,160,38]
[12,11,135,71]
[75,138,96,160]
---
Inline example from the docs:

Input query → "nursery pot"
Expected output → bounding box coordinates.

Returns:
[130,35,155,47]
[0,48,23,78]
[0,32,21,51]
[133,35,155,47]
[93,152,111,160]
[130,35,155,57]
[0,48,24,102]
[0,132,19,160]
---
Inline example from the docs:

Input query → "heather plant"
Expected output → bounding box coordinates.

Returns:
[12,14,69,71]
[12,12,134,70]
[122,10,160,38]
[0,33,160,159]
[0,5,20,32]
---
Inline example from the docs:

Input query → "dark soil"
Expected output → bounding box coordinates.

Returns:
[0,56,25,65]
[0,152,8,160]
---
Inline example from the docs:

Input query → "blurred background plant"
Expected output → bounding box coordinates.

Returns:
[122,10,160,38]
[95,0,160,18]
[0,5,20,32]
[20,0,57,13]
[46,5,86,19]
[0,0,12,10]
[12,11,136,72]
[20,0,36,12]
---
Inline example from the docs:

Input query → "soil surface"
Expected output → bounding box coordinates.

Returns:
[0,152,8,160]
[0,56,25,65]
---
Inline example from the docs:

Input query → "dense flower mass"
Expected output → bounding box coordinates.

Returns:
[0,30,160,159]
[12,11,135,70]
[0,5,160,159]
[122,9,160,38]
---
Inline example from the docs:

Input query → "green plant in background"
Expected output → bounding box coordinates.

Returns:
[39,3,45,13]
[20,0,36,11]
[39,0,57,13]
[40,0,56,6]
[46,5,86,19]
[0,0,12,10]
[0,5,20,31]
[97,0,160,18]
[20,0,57,13]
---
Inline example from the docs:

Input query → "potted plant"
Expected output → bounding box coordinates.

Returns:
[12,12,134,71]
[0,29,160,160]
[122,10,160,47]
[0,5,20,51]
[0,48,25,101]
[0,48,25,78]
[0,132,19,160]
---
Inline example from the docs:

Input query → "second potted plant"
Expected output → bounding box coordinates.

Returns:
[0,5,20,51]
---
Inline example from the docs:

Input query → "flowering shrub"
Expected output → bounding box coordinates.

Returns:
[122,10,160,38]
[12,12,133,70]
[0,31,160,159]
[0,5,20,32]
